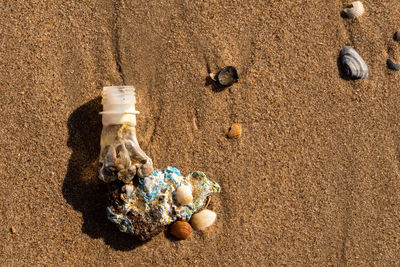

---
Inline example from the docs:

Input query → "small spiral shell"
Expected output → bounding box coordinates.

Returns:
[344,1,365,19]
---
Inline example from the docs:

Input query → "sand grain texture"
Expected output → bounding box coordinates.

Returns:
[1,0,399,265]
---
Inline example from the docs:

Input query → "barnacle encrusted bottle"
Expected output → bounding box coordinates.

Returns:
[98,86,153,183]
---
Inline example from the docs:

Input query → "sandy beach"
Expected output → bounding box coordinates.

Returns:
[1,0,400,265]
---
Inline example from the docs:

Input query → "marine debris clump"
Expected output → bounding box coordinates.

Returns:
[98,86,220,241]
[107,167,220,240]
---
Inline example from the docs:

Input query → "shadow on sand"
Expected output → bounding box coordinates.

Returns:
[62,97,145,251]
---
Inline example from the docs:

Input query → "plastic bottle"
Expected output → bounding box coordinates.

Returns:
[98,86,153,183]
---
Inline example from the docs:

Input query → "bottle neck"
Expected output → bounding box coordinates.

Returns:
[100,86,139,126]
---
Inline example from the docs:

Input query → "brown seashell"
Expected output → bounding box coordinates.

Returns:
[227,123,242,139]
[170,221,192,240]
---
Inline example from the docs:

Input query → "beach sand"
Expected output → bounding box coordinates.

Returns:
[1,1,399,265]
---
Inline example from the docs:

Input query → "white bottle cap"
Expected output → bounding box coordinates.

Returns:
[100,86,139,126]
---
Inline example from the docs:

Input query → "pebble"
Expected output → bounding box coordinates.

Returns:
[227,123,242,139]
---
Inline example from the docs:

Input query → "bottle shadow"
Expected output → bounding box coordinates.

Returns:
[62,97,145,251]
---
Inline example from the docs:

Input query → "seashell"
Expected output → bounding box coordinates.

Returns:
[344,1,365,19]
[387,59,400,71]
[170,221,192,240]
[227,123,242,139]
[190,209,217,230]
[217,66,239,86]
[340,46,369,79]
[176,185,193,205]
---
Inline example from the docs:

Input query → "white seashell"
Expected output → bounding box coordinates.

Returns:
[176,185,193,205]
[190,209,217,230]
[344,1,365,19]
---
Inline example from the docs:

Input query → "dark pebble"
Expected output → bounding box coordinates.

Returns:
[387,59,400,71]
